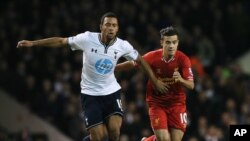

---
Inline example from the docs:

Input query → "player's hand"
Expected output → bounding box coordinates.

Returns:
[154,79,169,94]
[17,40,34,48]
[173,71,183,83]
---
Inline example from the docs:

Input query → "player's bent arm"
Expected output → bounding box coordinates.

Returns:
[135,55,168,93]
[115,61,135,71]
[17,37,68,48]
[135,55,157,82]
[180,79,194,90]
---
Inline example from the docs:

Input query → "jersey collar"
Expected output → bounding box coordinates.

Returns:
[98,34,117,47]
[162,54,175,63]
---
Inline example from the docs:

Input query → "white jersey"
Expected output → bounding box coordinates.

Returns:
[68,31,139,96]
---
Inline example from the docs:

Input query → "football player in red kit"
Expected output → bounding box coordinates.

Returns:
[116,26,194,141]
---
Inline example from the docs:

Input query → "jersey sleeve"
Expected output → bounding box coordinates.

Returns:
[181,55,194,81]
[68,31,89,51]
[122,41,139,61]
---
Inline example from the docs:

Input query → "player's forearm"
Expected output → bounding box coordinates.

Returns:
[32,37,67,47]
[138,56,157,84]
[115,61,135,71]
[180,79,194,90]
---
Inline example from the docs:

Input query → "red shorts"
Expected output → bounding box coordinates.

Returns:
[148,105,188,132]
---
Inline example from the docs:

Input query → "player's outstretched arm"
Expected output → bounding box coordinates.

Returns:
[17,37,68,48]
[115,61,135,71]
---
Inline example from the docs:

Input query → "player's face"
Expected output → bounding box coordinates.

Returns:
[161,35,179,57]
[100,17,119,41]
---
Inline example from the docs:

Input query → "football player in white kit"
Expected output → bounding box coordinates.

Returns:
[17,12,168,141]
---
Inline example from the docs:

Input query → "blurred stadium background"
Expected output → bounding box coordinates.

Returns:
[0,0,250,141]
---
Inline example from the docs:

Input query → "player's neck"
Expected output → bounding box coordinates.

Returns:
[162,55,174,63]
[99,34,115,46]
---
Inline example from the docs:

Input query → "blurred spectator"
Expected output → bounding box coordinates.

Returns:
[18,128,32,141]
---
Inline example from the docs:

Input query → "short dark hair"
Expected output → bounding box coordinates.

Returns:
[160,26,179,39]
[100,12,118,25]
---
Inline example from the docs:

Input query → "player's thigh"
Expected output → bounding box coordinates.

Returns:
[106,115,123,141]
[103,90,124,131]
[103,90,124,117]
[80,94,104,130]
[88,124,108,141]
[149,106,168,130]
[169,128,184,141]
[168,105,187,141]
[154,129,171,141]
[107,115,123,132]
[103,91,123,140]
[168,105,188,132]
[103,91,124,135]
[149,106,171,141]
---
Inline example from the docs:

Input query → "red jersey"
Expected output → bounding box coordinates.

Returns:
[143,49,193,107]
